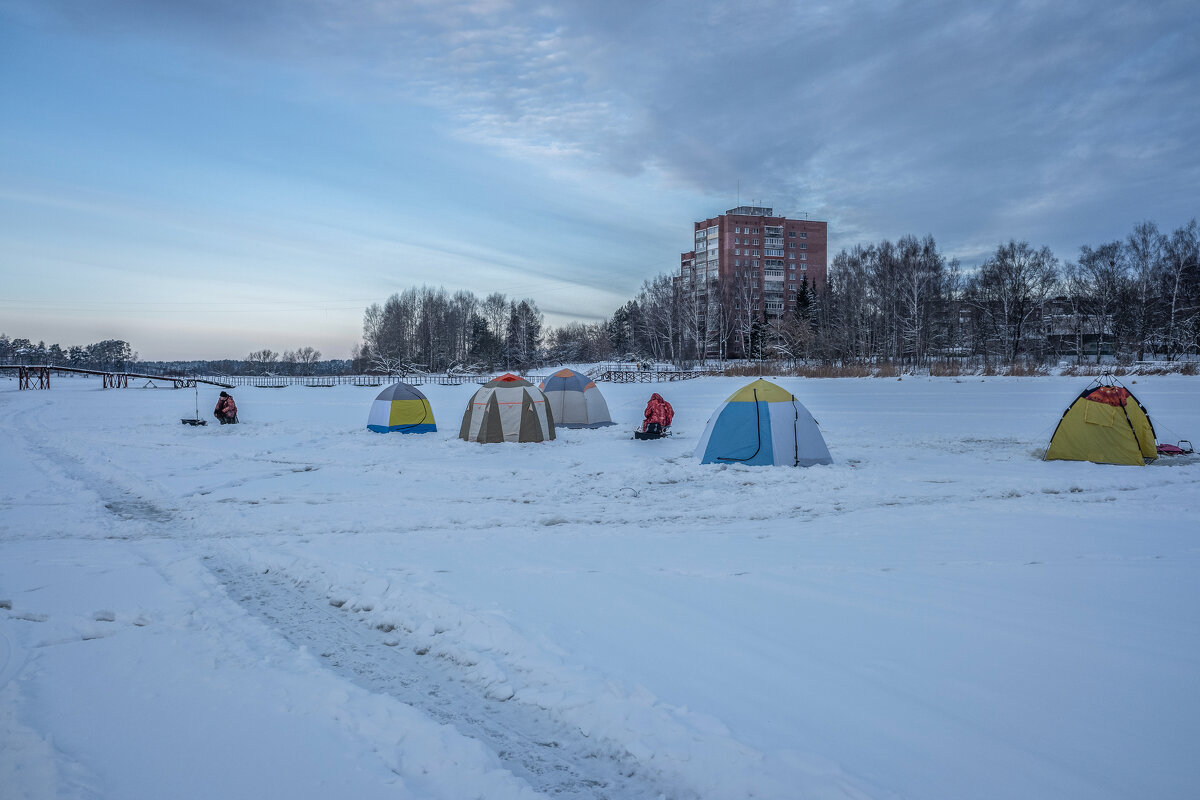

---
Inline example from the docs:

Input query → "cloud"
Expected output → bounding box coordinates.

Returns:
[21,0,1200,260]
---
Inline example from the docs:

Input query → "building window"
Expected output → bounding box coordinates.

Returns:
[753,238,760,245]
[752,260,759,267]
[788,242,796,248]
[800,232,807,238]
[752,250,759,257]
[788,231,796,238]
[789,253,796,259]
[799,243,807,250]
[735,227,741,233]
[801,253,807,261]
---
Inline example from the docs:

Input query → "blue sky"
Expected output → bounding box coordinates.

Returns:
[2,0,1197,360]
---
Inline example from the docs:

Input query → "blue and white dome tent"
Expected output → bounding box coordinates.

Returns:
[695,379,832,466]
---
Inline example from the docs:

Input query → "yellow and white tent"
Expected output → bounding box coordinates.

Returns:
[366,382,436,433]
[1045,378,1157,466]
[458,374,555,443]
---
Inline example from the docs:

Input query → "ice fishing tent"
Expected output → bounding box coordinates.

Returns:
[1045,377,1157,466]
[458,373,556,443]
[367,382,437,433]
[538,368,615,428]
[695,379,832,466]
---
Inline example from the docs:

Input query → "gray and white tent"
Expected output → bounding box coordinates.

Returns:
[538,368,615,428]
[459,373,556,443]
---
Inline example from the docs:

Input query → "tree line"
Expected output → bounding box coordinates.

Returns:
[0,336,138,372]
[8,218,1196,376]
[354,287,544,373]
[0,335,344,376]
[359,218,1198,372]
[799,218,1199,367]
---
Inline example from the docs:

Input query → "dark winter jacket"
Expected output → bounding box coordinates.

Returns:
[642,393,674,430]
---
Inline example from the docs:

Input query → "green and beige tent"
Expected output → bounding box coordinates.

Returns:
[459,373,556,443]
[1045,377,1157,466]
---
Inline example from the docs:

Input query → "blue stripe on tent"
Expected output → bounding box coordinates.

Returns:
[556,420,617,429]
[367,423,438,434]
[699,402,775,465]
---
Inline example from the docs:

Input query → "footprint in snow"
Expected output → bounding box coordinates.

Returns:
[80,627,116,642]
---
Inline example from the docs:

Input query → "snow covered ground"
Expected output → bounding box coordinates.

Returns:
[2,372,1198,800]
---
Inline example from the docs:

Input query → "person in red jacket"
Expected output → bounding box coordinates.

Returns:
[214,391,239,424]
[641,392,673,434]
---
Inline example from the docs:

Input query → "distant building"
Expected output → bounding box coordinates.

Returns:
[679,206,828,356]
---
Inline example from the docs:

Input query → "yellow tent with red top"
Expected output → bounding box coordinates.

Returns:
[1045,377,1157,466]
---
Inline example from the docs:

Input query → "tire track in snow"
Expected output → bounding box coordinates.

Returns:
[3,410,682,797]
[209,559,686,800]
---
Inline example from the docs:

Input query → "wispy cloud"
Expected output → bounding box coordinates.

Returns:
[7,0,1198,361]
[28,0,1199,256]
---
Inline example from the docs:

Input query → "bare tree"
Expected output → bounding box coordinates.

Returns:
[635,274,685,365]
[1059,260,1093,365]
[1123,221,1165,360]
[246,349,279,373]
[293,346,322,374]
[825,246,873,362]
[1158,219,1199,360]
[966,241,1058,364]
[1076,242,1125,363]
[505,299,543,370]
[895,235,948,367]
[730,269,761,360]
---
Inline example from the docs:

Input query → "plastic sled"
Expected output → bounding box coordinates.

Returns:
[634,423,671,440]
[1157,440,1194,456]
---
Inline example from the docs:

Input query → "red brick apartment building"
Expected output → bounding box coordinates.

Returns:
[679,205,828,321]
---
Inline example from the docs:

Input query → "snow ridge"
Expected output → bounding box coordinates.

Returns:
[209,558,683,800]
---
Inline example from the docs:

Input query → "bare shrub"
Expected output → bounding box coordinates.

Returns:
[928,361,967,377]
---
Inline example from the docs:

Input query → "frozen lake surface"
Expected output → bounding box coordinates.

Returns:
[2,373,1198,799]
